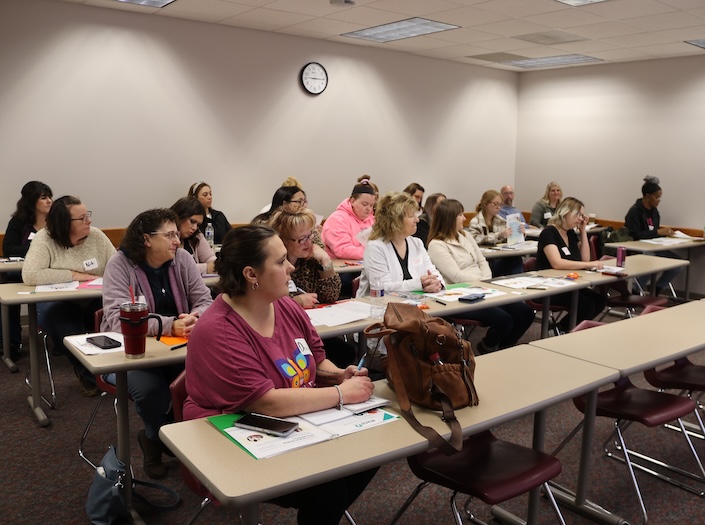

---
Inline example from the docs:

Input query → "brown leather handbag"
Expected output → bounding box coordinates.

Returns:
[363,302,479,454]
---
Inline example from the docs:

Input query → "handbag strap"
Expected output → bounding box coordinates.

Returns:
[386,338,463,455]
[131,478,181,512]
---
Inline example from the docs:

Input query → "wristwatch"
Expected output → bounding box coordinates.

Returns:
[320,262,334,272]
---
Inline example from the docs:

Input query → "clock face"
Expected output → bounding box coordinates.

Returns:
[301,62,328,95]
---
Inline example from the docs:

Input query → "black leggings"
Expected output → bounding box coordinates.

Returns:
[269,467,379,525]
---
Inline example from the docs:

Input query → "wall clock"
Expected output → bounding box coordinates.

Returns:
[300,62,328,95]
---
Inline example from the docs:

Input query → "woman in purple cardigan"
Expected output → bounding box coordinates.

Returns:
[101,208,212,479]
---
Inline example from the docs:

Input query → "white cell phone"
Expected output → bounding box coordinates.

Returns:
[233,413,299,437]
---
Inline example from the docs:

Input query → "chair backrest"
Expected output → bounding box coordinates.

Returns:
[169,370,187,422]
[641,304,666,316]
[523,256,537,272]
[94,308,104,332]
[589,235,600,260]
[351,276,361,297]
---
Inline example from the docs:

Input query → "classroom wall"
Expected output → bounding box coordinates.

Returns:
[515,55,705,294]
[0,0,518,228]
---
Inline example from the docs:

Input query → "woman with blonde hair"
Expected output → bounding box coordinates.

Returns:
[468,189,523,275]
[530,181,562,228]
[537,196,606,330]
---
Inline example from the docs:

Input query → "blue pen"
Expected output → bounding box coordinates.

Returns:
[357,356,365,370]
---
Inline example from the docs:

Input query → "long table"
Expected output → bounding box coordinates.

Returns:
[0,260,23,371]
[528,300,705,524]
[609,238,705,300]
[160,344,619,525]
[0,282,103,426]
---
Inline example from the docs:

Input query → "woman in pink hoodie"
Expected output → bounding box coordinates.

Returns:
[321,177,377,260]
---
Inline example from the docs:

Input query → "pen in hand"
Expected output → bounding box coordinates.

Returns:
[357,356,365,371]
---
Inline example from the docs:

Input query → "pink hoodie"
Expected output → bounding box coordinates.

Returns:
[321,198,375,259]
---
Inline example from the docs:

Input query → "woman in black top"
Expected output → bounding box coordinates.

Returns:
[537,197,605,331]
[188,181,232,244]
[2,181,53,358]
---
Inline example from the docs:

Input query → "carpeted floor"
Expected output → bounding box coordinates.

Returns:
[2,309,705,524]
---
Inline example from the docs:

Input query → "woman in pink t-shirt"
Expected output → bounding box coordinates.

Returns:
[185,225,377,525]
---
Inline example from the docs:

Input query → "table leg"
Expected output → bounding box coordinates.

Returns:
[568,290,578,331]
[684,248,691,301]
[26,303,49,426]
[541,297,549,339]
[549,390,630,525]
[2,302,18,372]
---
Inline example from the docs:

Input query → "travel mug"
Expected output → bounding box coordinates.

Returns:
[119,302,162,359]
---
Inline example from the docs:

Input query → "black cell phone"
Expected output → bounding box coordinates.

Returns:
[458,293,485,303]
[86,335,122,349]
[233,413,299,437]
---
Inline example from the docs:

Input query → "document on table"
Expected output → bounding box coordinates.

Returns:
[35,281,80,292]
[491,276,574,289]
[424,286,506,302]
[306,300,371,327]
[593,265,627,275]
[209,408,400,459]
[78,278,103,289]
[640,237,692,246]
[64,332,125,355]
[299,395,391,425]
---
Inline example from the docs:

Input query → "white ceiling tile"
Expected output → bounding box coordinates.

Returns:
[524,8,612,29]
[603,31,673,47]
[656,24,705,39]
[623,11,705,31]
[160,0,254,21]
[360,0,461,17]
[634,41,705,56]
[552,39,620,53]
[479,19,554,37]
[470,37,538,52]
[281,17,366,37]
[429,27,499,44]
[430,6,511,27]
[569,20,645,39]
[413,43,499,59]
[657,0,705,9]
[383,34,459,51]
[587,47,657,61]
[220,7,313,28]
[468,0,565,18]
[580,0,677,19]
[324,6,407,26]
[262,0,359,18]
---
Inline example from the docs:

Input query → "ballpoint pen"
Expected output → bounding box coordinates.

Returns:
[428,296,448,306]
[170,342,188,351]
[357,356,365,371]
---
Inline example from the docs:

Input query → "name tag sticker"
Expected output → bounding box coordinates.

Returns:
[83,258,98,271]
[287,280,297,293]
[28,232,36,241]
[561,247,571,256]
[544,212,552,219]
[648,225,654,231]
[295,338,312,356]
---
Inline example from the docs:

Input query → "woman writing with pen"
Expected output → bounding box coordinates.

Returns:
[269,208,356,366]
[184,225,377,525]
[101,208,212,479]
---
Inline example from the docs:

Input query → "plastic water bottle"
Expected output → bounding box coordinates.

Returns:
[369,280,385,320]
[204,223,215,249]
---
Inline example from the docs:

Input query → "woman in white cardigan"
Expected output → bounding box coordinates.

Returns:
[356,192,444,298]
[428,199,534,354]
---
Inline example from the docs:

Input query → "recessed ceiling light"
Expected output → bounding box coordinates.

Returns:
[503,54,602,69]
[685,39,705,50]
[343,18,458,43]
[554,0,610,6]
[113,0,177,7]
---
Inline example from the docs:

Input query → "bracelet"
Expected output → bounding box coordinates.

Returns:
[333,384,344,410]
[320,262,334,272]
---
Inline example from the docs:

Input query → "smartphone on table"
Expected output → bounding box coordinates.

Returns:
[86,335,122,349]
[233,413,299,437]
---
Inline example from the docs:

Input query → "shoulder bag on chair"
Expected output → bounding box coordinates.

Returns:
[363,302,479,455]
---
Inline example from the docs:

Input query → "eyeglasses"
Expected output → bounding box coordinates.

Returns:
[150,230,181,241]
[289,199,308,206]
[290,232,315,245]
[70,211,92,223]
[489,201,502,207]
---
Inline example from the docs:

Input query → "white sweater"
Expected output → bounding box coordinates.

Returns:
[427,231,491,284]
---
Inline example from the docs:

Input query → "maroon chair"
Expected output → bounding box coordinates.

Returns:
[559,318,705,524]
[523,257,568,336]
[642,305,705,441]
[390,430,566,525]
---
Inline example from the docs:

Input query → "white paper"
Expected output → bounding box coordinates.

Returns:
[640,237,691,246]
[35,281,80,292]
[64,332,125,355]
[306,300,371,327]
[424,287,506,302]
[224,417,333,459]
[506,213,524,246]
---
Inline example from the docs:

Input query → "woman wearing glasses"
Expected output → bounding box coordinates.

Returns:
[22,196,116,396]
[252,185,309,225]
[170,197,217,275]
[537,197,606,330]
[468,189,524,275]
[101,208,213,479]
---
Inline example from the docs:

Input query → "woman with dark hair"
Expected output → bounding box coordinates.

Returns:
[101,208,212,479]
[402,182,425,210]
[428,199,535,354]
[2,181,53,359]
[251,185,308,225]
[188,181,232,244]
[22,196,115,395]
[184,225,376,525]
[414,192,445,247]
[537,197,606,330]
[624,176,682,294]
[170,197,216,275]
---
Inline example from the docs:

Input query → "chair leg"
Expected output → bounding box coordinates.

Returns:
[542,482,568,525]
[389,481,429,525]
[78,391,108,469]
[185,497,211,525]
[611,420,649,525]
[24,333,57,409]
[449,491,466,525]
[344,510,356,525]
